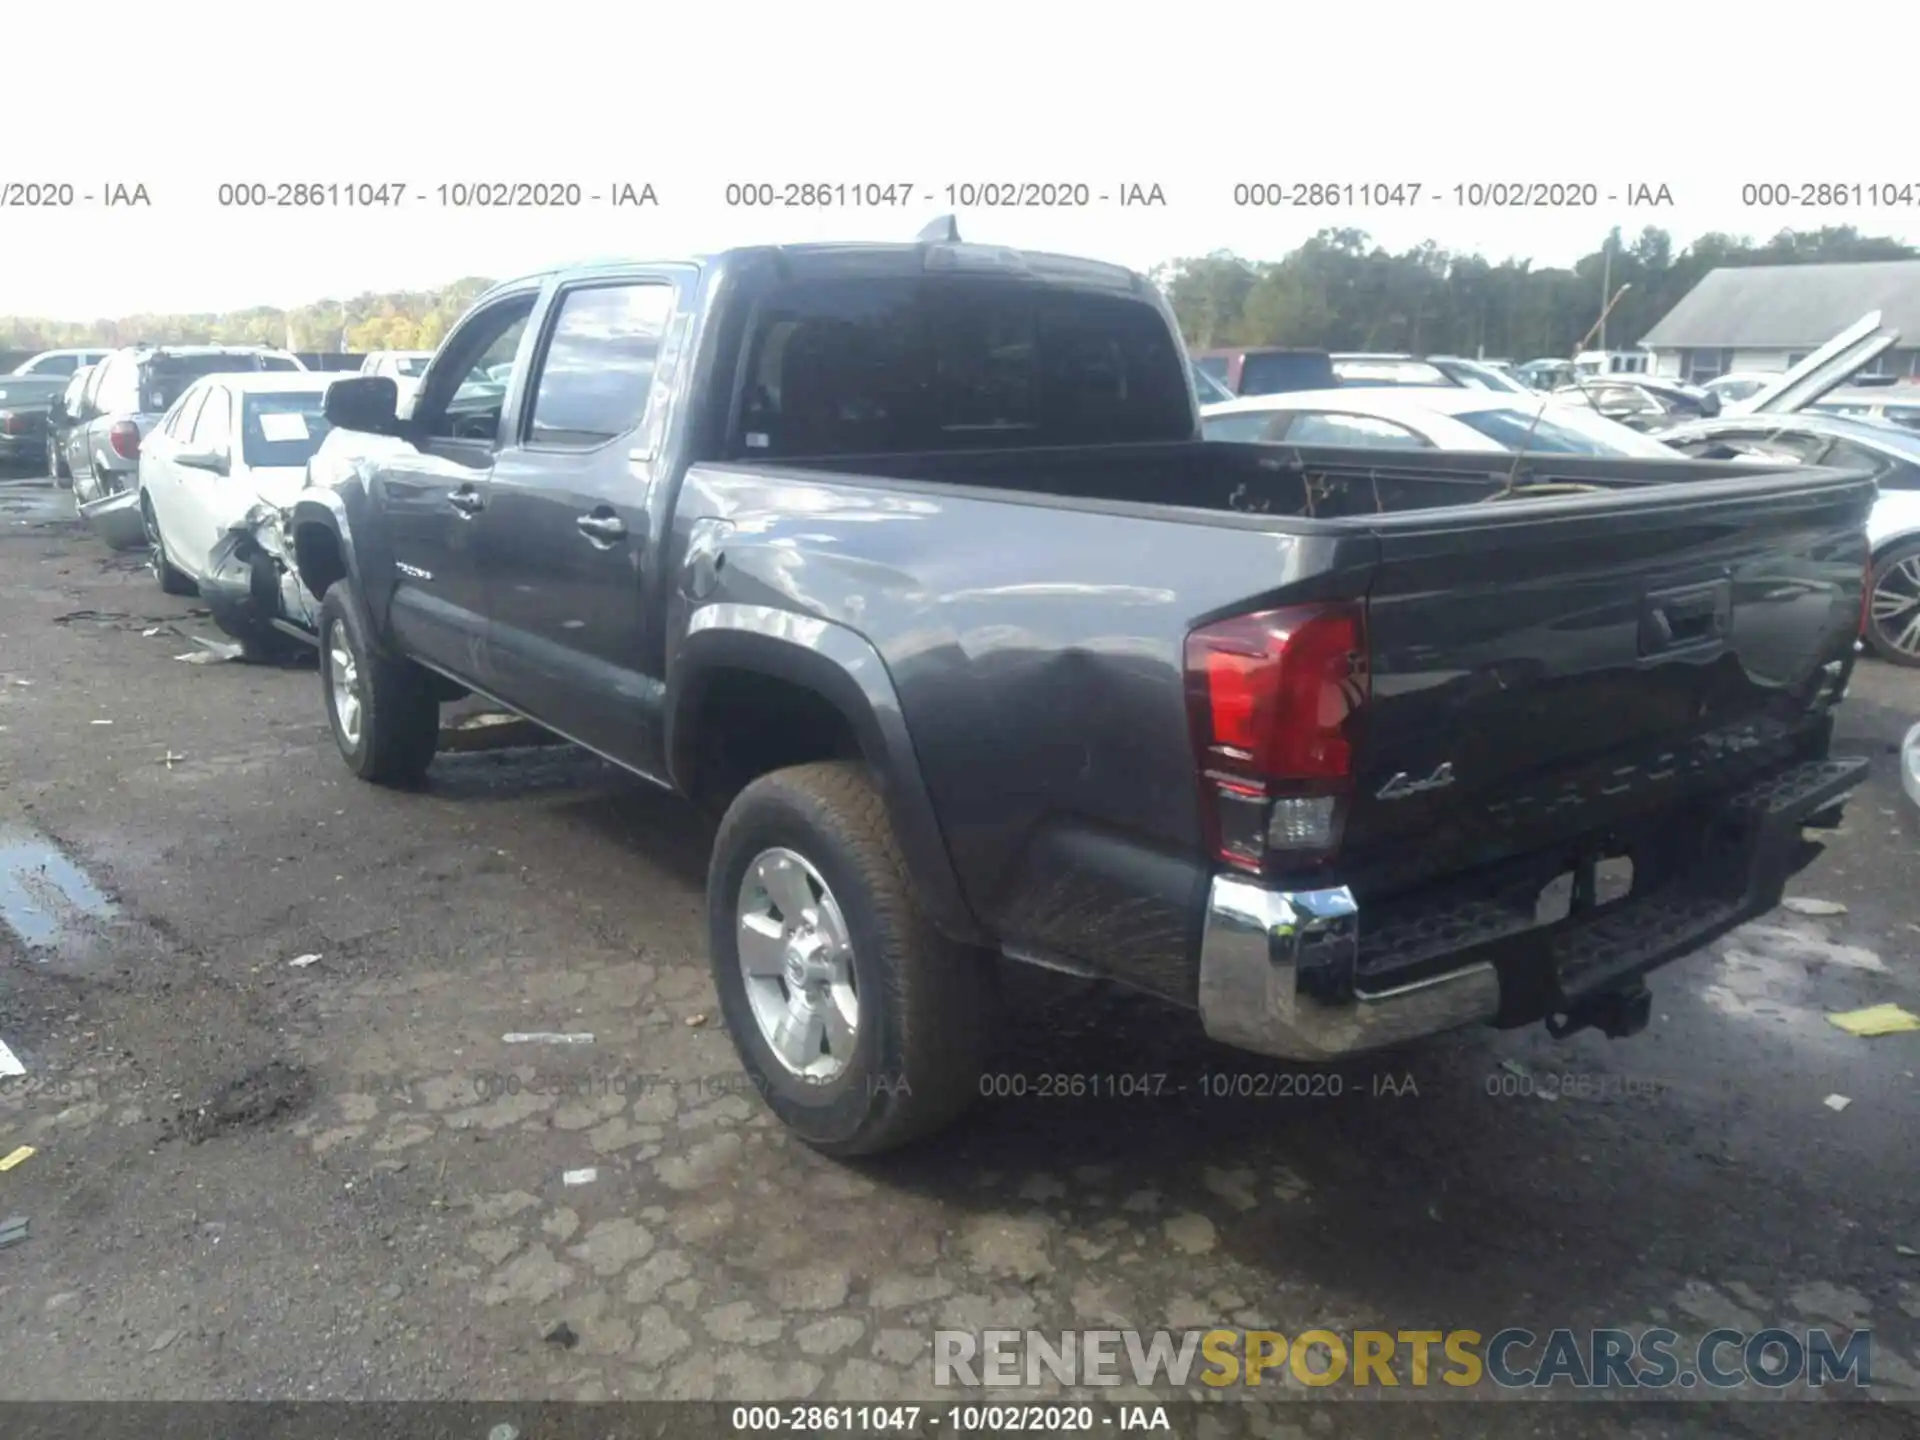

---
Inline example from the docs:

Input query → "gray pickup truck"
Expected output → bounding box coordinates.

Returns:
[289,223,1875,1155]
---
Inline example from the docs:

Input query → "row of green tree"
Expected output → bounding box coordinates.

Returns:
[0,278,500,355]
[1151,225,1915,359]
[2,226,1913,359]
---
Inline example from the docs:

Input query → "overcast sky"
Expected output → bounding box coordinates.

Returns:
[5,3,1914,318]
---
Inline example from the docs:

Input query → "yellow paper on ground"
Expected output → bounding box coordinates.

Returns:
[1826,1004,1920,1037]
[0,1145,34,1171]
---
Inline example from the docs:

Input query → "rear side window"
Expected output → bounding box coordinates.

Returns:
[528,282,675,447]
[734,277,1192,458]
[1239,351,1335,396]
[1282,412,1428,449]
[1202,411,1278,442]
[95,357,141,415]
[143,355,264,413]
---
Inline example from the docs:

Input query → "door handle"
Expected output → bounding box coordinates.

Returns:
[576,512,626,542]
[1639,579,1731,657]
[447,487,484,516]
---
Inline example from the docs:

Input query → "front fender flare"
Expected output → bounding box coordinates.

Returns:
[289,490,361,598]
[667,603,986,946]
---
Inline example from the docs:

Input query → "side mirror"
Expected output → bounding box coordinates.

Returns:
[324,375,402,435]
[176,445,230,476]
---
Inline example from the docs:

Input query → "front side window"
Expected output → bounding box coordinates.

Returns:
[421,295,535,443]
[1281,412,1428,449]
[528,282,675,447]
[733,277,1191,457]
[1202,411,1279,442]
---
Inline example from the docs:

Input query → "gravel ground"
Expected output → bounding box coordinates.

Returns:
[1,473,1917,1437]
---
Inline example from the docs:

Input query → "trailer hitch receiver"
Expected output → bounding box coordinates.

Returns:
[1546,982,1653,1042]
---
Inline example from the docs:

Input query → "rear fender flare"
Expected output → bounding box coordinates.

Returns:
[667,602,986,946]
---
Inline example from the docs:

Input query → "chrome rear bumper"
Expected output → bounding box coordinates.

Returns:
[1197,877,1498,1062]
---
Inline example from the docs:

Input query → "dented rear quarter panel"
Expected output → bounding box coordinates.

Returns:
[665,463,1370,997]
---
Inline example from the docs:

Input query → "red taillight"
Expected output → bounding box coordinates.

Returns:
[0,412,25,436]
[1185,603,1369,873]
[108,420,141,460]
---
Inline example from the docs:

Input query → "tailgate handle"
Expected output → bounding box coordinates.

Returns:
[1640,580,1731,656]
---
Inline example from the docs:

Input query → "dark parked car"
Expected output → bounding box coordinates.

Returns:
[289,226,1873,1155]
[0,374,67,472]
[1191,346,1336,396]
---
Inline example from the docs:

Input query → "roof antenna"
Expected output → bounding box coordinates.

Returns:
[917,215,961,243]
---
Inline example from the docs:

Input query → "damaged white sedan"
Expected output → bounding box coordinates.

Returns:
[139,372,333,659]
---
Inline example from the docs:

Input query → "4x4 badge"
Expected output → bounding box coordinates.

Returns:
[1377,763,1456,800]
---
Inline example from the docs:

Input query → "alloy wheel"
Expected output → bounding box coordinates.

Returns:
[735,847,859,1081]
[327,620,364,749]
[1871,553,1920,660]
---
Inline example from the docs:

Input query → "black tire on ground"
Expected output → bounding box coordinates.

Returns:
[707,760,996,1157]
[1866,538,1920,669]
[142,495,197,596]
[318,581,440,785]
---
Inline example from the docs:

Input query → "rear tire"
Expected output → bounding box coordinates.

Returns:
[142,495,196,596]
[1866,538,1920,669]
[707,760,995,1156]
[319,582,440,785]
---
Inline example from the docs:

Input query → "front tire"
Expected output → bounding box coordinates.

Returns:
[318,582,440,785]
[142,495,196,596]
[1867,538,1920,668]
[707,761,995,1157]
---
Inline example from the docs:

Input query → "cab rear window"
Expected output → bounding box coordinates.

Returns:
[733,278,1192,457]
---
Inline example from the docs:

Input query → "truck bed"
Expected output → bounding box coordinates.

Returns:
[678,442,1875,1005]
[773,438,1797,521]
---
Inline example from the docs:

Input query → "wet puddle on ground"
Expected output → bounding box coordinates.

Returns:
[0,827,117,953]
[0,479,72,527]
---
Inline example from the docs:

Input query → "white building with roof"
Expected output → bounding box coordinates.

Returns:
[1639,259,1920,384]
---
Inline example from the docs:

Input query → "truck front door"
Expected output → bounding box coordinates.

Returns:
[480,273,684,767]
[374,291,534,683]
